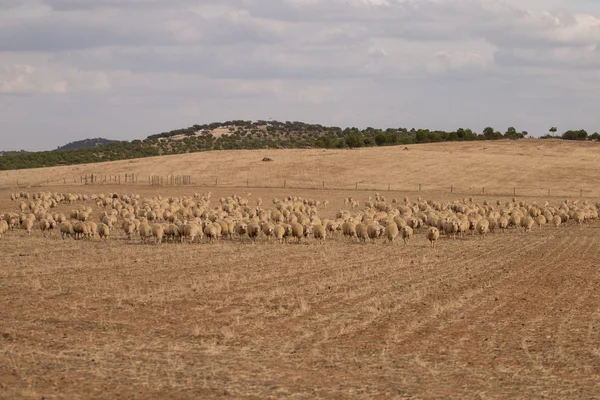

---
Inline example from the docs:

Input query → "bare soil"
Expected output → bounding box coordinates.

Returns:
[1,142,600,398]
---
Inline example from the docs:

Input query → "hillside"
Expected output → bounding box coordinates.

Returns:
[2,139,600,198]
[0,120,533,171]
[0,120,596,171]
[57,138,119,151]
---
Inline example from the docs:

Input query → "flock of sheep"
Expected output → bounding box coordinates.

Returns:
[1,190,598,248]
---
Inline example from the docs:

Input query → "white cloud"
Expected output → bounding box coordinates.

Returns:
[1,0,600,150]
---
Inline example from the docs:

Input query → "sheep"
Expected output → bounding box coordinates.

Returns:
[203,223,218,243]
[355,223,369,243]
[487,217,497,233]
[273,224,286,244]
[312,224,326,244]
[73,221,91,240]
[367,223,383,242]
[342,221,357,239]
[247,223,261,241]
[122,220,136,240]
[165,223,182,243]
[39,219,54,237]
[139,222,152,243]
[0,220,8,238]
[497,217,508,233]
[152,224,165,244]
[262,222,275,241]
[443,219,459,239]
[325,220,338,238]
[235,222,248,238]
[22,218,35,236]
[87,222,97,239]
[574,210,585,225]
[426,227,440,248]
[60,222,74,239]
[552,215,562,228]
[385,222,399,244]
[401,225,413,244]
[290,222,304,242]
[183,223,203,243]
[522,216,535,232]
[475,219,489,237]
[97,223,111,240]
[535,215,547,229]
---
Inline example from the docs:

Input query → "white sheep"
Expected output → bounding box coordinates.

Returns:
[426,227,440,248]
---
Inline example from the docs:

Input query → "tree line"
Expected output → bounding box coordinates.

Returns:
[0,121,598,171]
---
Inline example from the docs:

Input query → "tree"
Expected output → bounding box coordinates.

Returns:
[504,126,518,140]
[483,126,495,139]
[549,127,557,136]
[562,129,588,141]
[344,132,363,148]
[374,133,387,146]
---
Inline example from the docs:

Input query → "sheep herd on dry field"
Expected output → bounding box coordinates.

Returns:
[0,190,598,248]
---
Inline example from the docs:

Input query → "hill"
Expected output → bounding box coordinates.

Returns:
[0,120,596,171]
[2,139,600,198]
[57,138,119,151]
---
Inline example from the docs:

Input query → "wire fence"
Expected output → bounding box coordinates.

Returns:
[1,173,598,200]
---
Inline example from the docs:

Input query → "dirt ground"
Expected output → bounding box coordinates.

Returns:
[1,182,599,399]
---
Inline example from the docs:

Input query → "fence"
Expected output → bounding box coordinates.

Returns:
[149,175,192,186]
[3,174,599,199]
[79,173,138,185]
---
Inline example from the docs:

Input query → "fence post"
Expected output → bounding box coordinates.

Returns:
[247,178,249,187]
[323,181,325,190]
[548,189,550,196]
[419,184,421,191]
[580,189,583,197]
[451,185,453,193]
[388,183,390,191]
[215,177,218,186]
[482,187,485,195]
[513,187,516,196]
[284,180,286,188]
[355,182,358,190]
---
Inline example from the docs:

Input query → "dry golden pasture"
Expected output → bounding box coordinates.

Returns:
[1,141,600,399]
[2,139,600,197]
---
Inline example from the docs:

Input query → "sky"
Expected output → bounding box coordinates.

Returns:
[1,0,600,151]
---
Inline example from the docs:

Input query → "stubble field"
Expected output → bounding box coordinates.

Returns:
[1,140,599,399]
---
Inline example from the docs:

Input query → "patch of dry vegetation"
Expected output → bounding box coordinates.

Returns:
[1,141,600,398]
[2,140,600,197]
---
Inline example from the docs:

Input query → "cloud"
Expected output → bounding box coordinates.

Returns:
[0,62,111,94]
[2,0,600,151]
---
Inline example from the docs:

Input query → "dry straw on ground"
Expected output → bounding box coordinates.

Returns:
[1,140,600,399]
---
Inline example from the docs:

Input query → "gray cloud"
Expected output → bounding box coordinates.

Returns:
[2,0,600,151]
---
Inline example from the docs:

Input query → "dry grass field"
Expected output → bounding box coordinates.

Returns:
[1,140,600,399]
[2,139,600,197]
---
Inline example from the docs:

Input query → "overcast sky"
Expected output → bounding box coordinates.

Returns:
[1,0,600,151]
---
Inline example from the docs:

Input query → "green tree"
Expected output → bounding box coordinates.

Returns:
[483,126,495,139]
[562,129,588,141]
[374,133,387,146]
[504,126,518,140]
[344,132,363,148]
